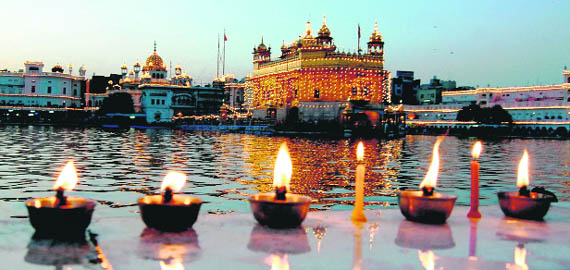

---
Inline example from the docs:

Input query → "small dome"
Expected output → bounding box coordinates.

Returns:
[134,61,141,67]
[175,65,182,70]
[257,42,267,51]
[80,65,86,71]
[52,64,64,73]
[317,15,331,38]
[128,70,134,75]
[369,20,383,43]
[121,64,128,69]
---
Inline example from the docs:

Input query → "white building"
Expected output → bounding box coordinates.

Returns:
[0,61,86,109]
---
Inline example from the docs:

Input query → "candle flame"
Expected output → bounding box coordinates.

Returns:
[517,150,529,188]
[160,171,187,192]
[356,142,364,161]
[418,250,435,270]
[273,142,292,191]
[419,137,444,190]
[472,141,482,159]
[53,160,78,191]
[269,254,290,270]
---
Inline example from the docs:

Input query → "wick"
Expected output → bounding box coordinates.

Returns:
[422,187,434,196]
[519,186,530,197]
[55,188,67,207]
[163,188,173,203]
[275,186,287,200]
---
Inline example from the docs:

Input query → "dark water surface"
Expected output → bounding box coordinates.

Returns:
[0,125,568,218]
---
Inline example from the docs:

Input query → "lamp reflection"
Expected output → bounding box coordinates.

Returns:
[266,254,290,270]
[312,225,327,254]
[247,224,310,255]
[352,221,364,270]
[395,220,454,270]
[137,228,201,266]
[24,234,110,270]
[506,244,529,270]
[368,222,379,251]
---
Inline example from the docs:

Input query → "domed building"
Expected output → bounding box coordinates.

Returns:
[247,17,390,121]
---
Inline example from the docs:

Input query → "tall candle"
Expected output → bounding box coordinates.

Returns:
[352,142,367,222]
[467,141,482,219]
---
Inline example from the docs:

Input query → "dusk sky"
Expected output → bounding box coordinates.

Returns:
[1,0,569,87]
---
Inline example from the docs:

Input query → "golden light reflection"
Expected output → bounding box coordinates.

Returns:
[53,160,78,191]
[312,225,327,254]
[238,135,405,208]
[273,142,292,191]
[267,254,289,270]
[517,150,529,188]
[507,245,528,270]
[472,141,482,160]
[419,137,444,190]
[158,244,187,270]
[418,250,435,270]
[161,171,187,192]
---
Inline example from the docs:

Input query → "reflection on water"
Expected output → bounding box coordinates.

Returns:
[0,125,568,215]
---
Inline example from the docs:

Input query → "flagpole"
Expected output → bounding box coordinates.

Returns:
[223,29,226,76]
[217,34,220,79]
[357,24,361,55]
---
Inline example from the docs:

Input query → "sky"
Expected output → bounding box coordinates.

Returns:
[1,0,569,87]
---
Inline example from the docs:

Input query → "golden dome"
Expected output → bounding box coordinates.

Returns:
[317,15,331,37]
[134,61,141,67]
[146,41,164,67]
[369,20,383,42]
[121,63,128,69]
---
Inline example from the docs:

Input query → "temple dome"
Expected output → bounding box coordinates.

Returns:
[369,21,383,43]
[146,52,164,67]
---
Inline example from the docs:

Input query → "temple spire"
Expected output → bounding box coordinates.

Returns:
[153,40,157,52]
[323,14,326,25]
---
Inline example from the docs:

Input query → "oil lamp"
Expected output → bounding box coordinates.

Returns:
[248,142,312,228]
[26,160,96,239]
[398,137,457,224]
[498,150,557,220]
[138,171,202,232]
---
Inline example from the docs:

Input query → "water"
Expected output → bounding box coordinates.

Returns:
[0,125,568,219]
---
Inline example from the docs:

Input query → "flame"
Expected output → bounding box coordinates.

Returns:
[53,160,78,191]
[158,244,186,270]
[419,137,444,189]
[273,142,292,190]
[418,250,435,270]
[356,142,364,161]
[517,150,529,188]
[160,171,187,192]
[472,141,482,159]
[269,254,290,270]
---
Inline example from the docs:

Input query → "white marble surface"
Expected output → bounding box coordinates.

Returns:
[1,205,569,269]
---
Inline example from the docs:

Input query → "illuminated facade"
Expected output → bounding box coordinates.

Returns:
[246,18,390,120]
[405,70,570,129]
[0,61,86,109]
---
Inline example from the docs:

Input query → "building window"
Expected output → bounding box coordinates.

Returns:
[151,99,155,105]
[74,89,77,96]
[48,81,52,83]
[63,87,66,94]
[162,100,165,105]
[47,86,52,94]
[363,88,368,95]
[31,86,36,93]
[314,89,320,99]
[352,87,357,95]
[294,89,298,97]
[47,102,51,106]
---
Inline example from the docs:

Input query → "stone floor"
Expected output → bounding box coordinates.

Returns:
[1,205,569,269]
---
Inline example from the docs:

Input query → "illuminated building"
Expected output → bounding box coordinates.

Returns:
[0,61,86,109]
[246,17,391,121]
[108,42,223,123]
[405,69,570,134]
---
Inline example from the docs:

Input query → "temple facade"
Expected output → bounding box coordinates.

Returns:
[246,18,391,121]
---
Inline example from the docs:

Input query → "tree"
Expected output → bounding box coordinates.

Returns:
[98,92,135,115]
[456,104,512,124]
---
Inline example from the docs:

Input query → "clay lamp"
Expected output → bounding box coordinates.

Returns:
[398,138,457,224]
[25,161,96,239]
[138,171,202,232]
[498,150,557,220]
[248,142,312,228]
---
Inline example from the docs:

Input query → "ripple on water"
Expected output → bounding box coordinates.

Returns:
[0,126,568,217]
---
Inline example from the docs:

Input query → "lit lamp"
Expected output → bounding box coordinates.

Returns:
[26,161,96,238]
[498,150,557,220]
[351,142,367,222]
[398,138,457,224]
[138,172,202,232]
[248,142,312,228]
